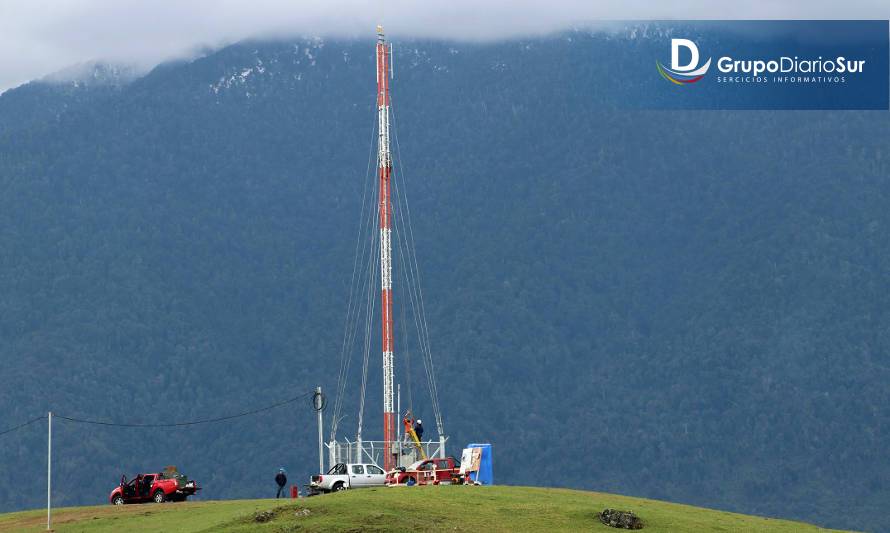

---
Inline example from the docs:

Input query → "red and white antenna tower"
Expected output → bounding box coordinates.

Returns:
[327,25,446,471]
[376,24,396,471]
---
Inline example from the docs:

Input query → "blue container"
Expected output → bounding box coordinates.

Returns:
[467,443,493,485]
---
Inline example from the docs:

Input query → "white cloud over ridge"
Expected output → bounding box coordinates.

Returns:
[0,0,888,92]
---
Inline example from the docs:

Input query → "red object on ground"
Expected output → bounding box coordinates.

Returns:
[385,457,461,486]
[291,485,299,498]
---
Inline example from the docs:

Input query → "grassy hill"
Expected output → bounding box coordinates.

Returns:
[0,486,846,532]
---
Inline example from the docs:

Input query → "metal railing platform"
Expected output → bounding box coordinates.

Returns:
[326,437,447,469]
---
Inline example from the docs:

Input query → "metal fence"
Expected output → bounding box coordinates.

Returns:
[325,438,447,470]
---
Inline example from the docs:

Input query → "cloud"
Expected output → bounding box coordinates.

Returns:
[0,0,888,92]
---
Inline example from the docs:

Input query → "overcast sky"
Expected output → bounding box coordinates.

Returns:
[0,0,888,92]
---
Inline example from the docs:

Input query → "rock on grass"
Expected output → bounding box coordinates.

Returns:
[599,508,643,529]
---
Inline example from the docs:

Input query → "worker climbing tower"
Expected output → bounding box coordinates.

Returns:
[376,25,396,472]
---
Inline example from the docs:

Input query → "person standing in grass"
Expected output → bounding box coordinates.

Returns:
[275,468,287,498]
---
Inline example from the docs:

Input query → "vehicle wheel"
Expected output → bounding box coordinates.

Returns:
[332,482,347,492]
[152,490,166,503]
[112,495,124,505]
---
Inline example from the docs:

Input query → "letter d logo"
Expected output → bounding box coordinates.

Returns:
[657,38,711,85]
[672,39,700,72]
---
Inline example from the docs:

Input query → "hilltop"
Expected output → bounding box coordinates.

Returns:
[0,486,847,532]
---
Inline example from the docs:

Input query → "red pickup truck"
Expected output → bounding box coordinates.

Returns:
[385,457,461,486]
[109,472,200,504]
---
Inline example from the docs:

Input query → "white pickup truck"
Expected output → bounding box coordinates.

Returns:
[309,463,387,494]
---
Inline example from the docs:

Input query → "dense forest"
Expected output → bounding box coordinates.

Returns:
[0,27,888,532]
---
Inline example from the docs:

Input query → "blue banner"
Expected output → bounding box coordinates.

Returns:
[638,20,888,110]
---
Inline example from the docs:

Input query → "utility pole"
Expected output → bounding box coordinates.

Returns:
[376,24,396,472]
[315,387,324,475]
[47,411,51,531]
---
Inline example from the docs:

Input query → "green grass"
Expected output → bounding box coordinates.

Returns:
[0,486,849,532]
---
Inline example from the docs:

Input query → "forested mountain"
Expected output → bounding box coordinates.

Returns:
[0,27,888,531]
